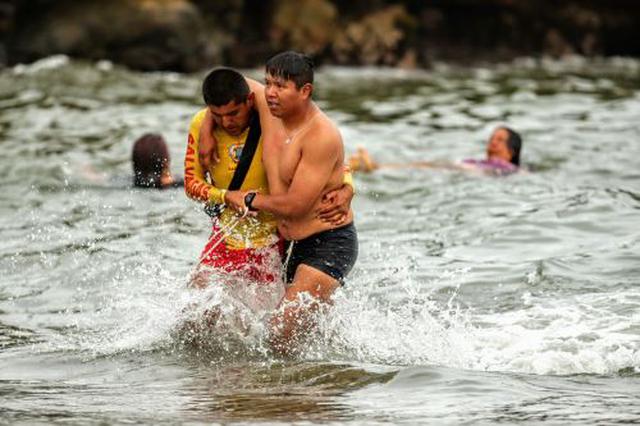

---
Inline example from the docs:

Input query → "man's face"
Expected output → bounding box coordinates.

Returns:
[264,73,311,118]
[487,128,512,162]
[208,94,254,136]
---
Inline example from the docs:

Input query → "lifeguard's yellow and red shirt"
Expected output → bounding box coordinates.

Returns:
[184,109,278,249]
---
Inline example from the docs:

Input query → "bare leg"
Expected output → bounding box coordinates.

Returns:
[269,264,339,355]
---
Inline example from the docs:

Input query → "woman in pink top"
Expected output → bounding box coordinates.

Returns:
[348,126,522,175]
[460,126,522,175]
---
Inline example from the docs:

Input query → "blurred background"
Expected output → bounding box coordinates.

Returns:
[2,0,640,71]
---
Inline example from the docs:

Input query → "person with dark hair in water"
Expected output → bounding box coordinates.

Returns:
[349,126,523,176]
[503,126,522,166]
[461,126,522,173]
[132,133,182,188]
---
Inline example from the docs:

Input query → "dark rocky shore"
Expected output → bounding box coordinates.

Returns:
[1,0,639,71]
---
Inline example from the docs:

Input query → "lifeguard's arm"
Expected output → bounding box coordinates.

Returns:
[184,110,226,204]
[252,135,339,219]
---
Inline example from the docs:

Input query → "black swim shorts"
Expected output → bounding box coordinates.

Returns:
[284,222,358,285]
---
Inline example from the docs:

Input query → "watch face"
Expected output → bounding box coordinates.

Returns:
[244,192,256,209]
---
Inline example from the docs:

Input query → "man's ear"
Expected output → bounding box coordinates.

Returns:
[246,92,255,108]
[301,83,313,99]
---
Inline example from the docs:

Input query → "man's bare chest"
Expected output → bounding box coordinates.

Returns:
[262,134,300,189]
[276,141,302,186]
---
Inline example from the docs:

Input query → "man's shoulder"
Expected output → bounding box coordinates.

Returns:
[310,113,341,145]
[189,108,208,129]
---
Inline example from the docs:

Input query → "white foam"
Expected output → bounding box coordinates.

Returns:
[13,55,70,75]
[467,291,640,375]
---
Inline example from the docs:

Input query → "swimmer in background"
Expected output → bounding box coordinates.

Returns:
[81,133,184,189]
[132,133,183,188]
[348,126,523,176]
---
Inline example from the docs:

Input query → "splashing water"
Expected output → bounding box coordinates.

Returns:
[2,56,640,424]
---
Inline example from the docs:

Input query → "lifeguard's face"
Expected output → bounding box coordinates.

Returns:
[487,128,512,162]
[208,94,254,136]
[264,73,311,118]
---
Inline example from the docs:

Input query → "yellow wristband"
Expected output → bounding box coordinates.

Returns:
[343,171,355,195]
[207,187,226,204]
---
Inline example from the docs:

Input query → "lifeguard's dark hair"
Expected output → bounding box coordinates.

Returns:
[265,51,314,89]
[202,68,250,107]
[503,127,522,166]
[132,133,170,188]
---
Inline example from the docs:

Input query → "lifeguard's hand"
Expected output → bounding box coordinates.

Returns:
[224,190,247,214]
[317,184,353,225]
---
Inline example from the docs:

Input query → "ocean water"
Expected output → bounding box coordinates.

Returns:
[1,55,639,424]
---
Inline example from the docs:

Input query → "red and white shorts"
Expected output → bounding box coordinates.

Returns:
[198,231,284,284]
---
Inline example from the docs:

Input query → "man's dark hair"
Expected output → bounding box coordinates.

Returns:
[265,51,314,89]
[202,68,250,106]
[504,127,522,166]
[132,133,170,188]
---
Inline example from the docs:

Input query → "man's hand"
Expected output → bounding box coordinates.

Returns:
[224,190,247,214]
[316,184,353,225]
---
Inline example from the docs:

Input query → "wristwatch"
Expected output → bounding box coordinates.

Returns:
[244,192,257,211]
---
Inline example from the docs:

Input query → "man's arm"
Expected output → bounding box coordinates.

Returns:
[198,111,219,170]
[184,109,226,204]
[246,77,282,138]
[252,132,340,218]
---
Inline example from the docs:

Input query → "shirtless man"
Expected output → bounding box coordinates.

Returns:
[225,51,359,353]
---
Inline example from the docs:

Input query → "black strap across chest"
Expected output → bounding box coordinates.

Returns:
[203,109,261,218]
[227,109,261,191]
